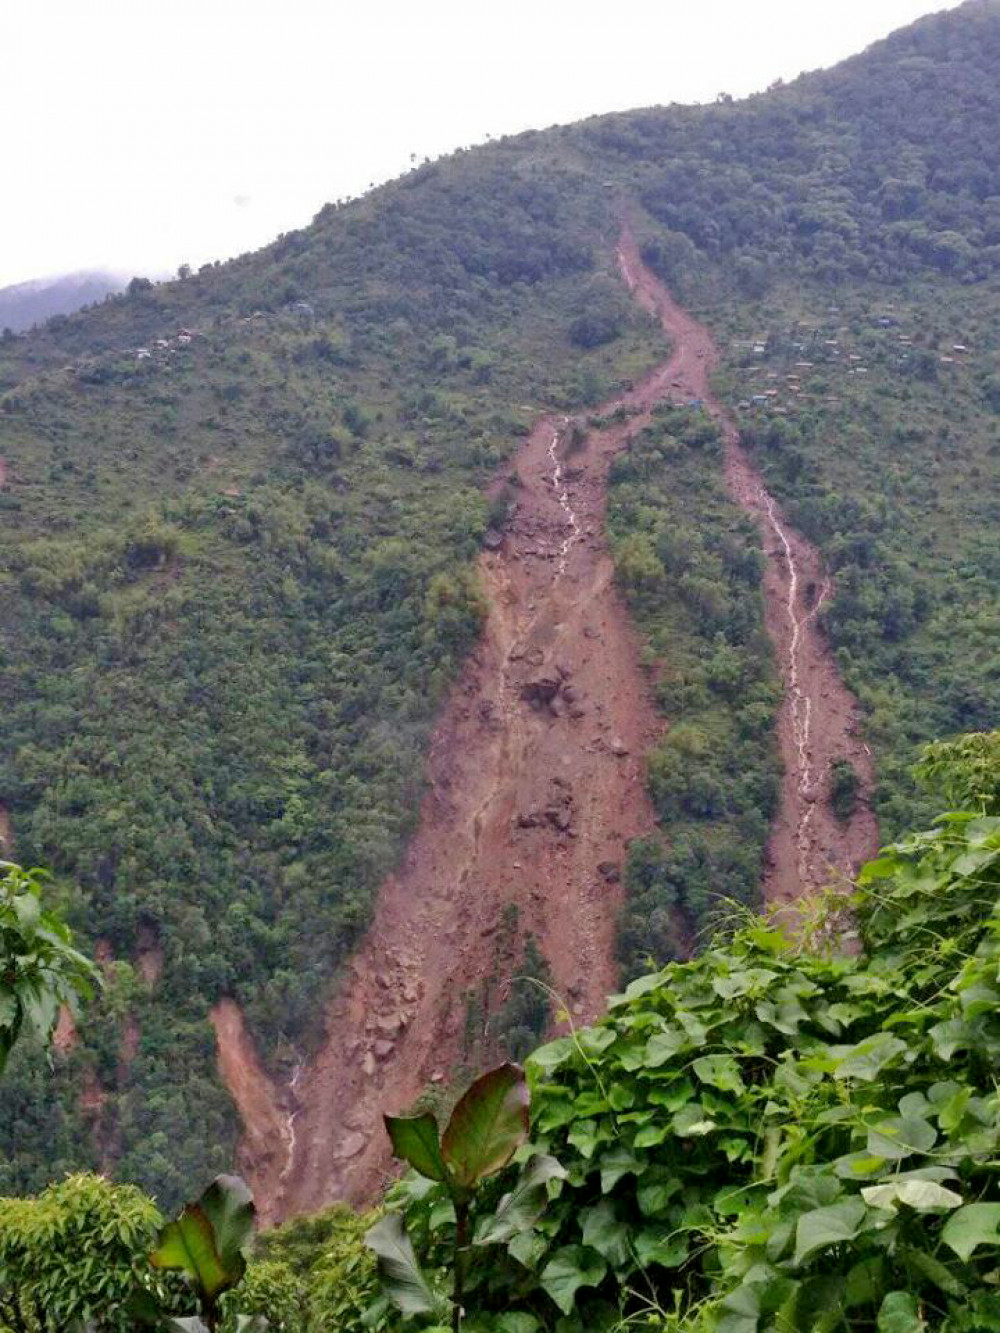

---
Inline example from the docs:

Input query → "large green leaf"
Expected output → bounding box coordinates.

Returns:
[539,1245,607,1315]
[441,1062,530,1189]
[474,1154,566,1246]
[580,1200,630,1267]
[495,1316,541,1333]
[941,1202,1000,1262]
[384,1111,449,1182]
[150,1175,253,1303]
[866,1115,937,1162]
[365,1212,446,1317]
[693,1054,745,1094]
[198,1175,254,1267]
[877,1292,925,1332]
[793,1198,868,1267]
[832,1034,908,1082]
[861,1179,962,1213]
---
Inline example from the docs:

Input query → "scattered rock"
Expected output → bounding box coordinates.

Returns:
[335,1131,367,1160]
[609,737,630,757]
[483,528,504,551]
[374,1040,394,1059]
[597,861,621,883]
[521,677,562,709]
[478,699,501,731]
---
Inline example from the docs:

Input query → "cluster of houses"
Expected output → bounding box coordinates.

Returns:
[733,306,970,417]
[133,328,200,361]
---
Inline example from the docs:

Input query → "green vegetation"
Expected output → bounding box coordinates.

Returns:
[0,1173,162,1332]
[0,1171,292,1333]
[717,275,1000,837]
[0,163,665,1204]
[147,1174,257,1331]
[6,733,1000,1330]
[363,732,1000,1330]
[0,862,97,1072]
[379,1063,540,1332]
[1,0,999,1206]
[607,408,779,971]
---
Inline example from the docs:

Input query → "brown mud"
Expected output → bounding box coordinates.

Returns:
[617,228,878,905]
[214,231,878,1223]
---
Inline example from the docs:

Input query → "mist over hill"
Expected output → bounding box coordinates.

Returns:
[0,0,998,1214]
[0,271,129,334]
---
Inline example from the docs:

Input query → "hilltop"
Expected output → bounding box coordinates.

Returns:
[0,0,998,1213]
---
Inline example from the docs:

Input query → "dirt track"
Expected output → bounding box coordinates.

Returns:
[216,232,878,1225]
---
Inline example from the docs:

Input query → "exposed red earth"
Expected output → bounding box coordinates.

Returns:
[617,227,879,906]
[207,232,873,1223]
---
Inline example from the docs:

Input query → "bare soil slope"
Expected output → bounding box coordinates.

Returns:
[619,229,878,903]
[216,233,878,1224]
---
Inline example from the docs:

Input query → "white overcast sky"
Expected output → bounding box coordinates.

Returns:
[0,0,964,287]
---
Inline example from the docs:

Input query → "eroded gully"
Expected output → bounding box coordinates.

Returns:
[214,228,879,1226]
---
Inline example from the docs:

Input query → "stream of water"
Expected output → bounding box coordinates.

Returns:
[547,416,580,576]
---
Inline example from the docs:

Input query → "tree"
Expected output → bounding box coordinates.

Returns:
[0,1173,161,1332]
[0,862,98,1074]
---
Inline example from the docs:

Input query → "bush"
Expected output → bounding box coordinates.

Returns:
[380,736,1000,1328]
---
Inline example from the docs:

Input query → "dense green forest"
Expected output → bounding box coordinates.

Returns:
[606,407,779,970]
[1,0,999,1207]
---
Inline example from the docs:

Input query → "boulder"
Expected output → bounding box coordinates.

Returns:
[521,677,562,708]
[335,1131,367,1160]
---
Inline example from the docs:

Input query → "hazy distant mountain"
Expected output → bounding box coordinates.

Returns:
[0,271,127,332]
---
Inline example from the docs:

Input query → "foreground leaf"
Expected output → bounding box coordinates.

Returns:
[365,1212,445,1317]
[441,1062,530,1188]
[384,1111,449,1182]
[475,1154,566,1246]
[861,1179,962,1213]
[150,1175,253,1303]
[539,1245,607,1315]
[941,1202,1000,1262]
[878,1291,925,1332]
[793,1198,868,1267]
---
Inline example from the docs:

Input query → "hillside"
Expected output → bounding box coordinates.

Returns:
[0,271,128,334]
[1,0,999,1214]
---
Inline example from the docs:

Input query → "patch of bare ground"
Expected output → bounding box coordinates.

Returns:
[210,1000,297,1229]
[617,227,878,903]
[215,229,878,1223]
